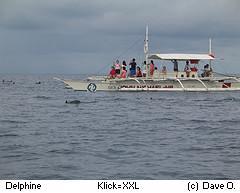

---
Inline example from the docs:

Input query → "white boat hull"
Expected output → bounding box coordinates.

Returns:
[62,77,240,92]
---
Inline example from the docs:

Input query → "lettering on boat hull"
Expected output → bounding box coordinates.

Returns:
[120,85,174,89]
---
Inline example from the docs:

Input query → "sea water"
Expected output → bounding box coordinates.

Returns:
[0,74,240,179]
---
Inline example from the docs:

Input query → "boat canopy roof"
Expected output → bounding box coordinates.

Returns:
[148,53,215,61]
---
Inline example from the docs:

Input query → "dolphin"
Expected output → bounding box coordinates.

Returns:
[65,100,81,104]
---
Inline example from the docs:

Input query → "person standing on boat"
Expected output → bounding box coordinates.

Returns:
[173,60,178,71]
[172,59,179,77]
[121,66,127,78]
[115,60,121,75]
[129,58,137,77]
[184,60,191,77]
[142,61,147,77]
[173,59,178,72]
[122,60,127,68]
[122,60,127,75]
[150,60,155,76]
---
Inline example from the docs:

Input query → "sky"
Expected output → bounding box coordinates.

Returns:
[0,0,240,74]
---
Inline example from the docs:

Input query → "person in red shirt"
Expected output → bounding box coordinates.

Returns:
[136,66,142,77]
[109,66,116,78]
[121,66,127,78]
[150,60,154,76]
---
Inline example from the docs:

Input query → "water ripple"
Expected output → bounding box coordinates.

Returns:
[1,74,240,179]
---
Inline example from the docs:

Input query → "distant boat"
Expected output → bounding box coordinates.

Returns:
[55,27,240,92]
[2,80,15,85]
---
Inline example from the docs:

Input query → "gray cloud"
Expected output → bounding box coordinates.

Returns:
[0,0,240,74]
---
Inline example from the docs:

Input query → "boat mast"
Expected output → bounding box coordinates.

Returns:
[144,25,149,78]
[209,38,212,69]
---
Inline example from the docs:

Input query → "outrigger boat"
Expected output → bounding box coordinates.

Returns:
[56,27,240,92]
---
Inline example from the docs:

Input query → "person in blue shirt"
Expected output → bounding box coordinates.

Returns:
[129,58,137,77]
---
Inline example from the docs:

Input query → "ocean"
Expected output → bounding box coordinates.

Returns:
[1,74,240,180]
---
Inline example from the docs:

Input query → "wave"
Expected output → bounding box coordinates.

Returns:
[0,119,28,124]
[0,134,19,138]
[215,97,240,103]
[33,95,51,100]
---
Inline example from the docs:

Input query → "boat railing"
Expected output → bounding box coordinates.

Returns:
[87,75,108,81]
[152,70,199,79]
